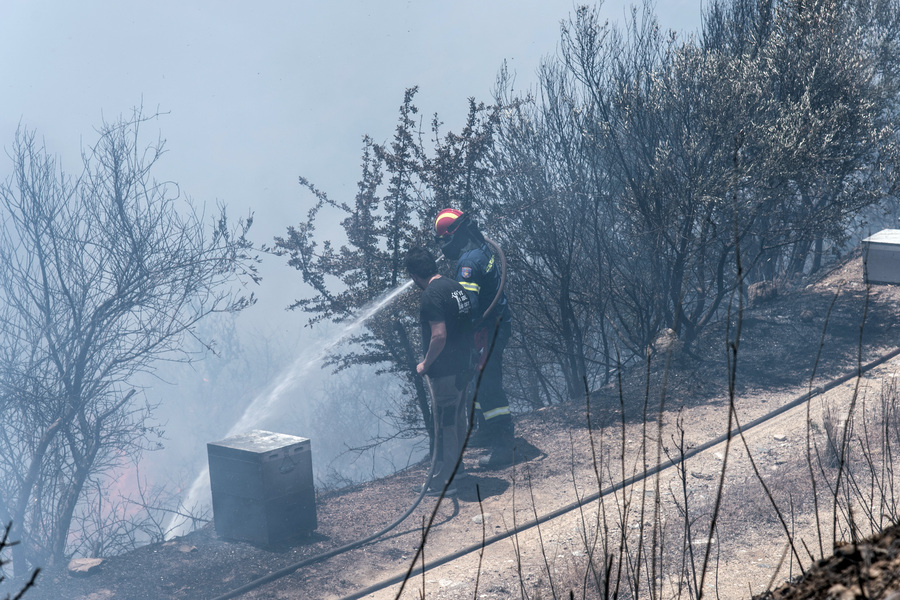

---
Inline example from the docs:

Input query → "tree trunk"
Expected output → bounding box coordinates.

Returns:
[810,237,824,274]
[11,415,67,576]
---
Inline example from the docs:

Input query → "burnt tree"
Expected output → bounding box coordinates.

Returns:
[0,111,258,574]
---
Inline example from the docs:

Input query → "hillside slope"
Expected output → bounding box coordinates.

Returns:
[14,249,900,600]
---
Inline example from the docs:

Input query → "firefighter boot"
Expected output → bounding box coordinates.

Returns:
[468,420,493,448]
[477,422,515,469]
[466,397,491,448]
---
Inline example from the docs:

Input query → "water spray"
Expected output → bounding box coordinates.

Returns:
[166,279,415,538]
[174,226,509,599]
[203,239,509,599]
[205,375,455,600]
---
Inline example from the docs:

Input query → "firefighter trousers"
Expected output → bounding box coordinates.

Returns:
[473,319,513,438]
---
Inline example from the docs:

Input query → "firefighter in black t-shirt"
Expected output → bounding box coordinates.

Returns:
[405,246,473,496]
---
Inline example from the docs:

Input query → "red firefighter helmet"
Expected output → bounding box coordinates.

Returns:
[434,208,463,238]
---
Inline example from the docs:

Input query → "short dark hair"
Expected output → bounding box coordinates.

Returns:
[404,246,438,279]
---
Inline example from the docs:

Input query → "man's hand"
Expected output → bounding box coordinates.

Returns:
[416,361,427,375]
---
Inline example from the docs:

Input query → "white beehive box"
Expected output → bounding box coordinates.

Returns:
[208,430,316,546]
[863,229,900,284]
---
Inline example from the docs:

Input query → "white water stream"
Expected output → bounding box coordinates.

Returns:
[165,279,415,538]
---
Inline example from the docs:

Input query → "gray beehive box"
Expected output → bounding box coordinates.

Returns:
[208,430,316,545]
[863,229,900,284]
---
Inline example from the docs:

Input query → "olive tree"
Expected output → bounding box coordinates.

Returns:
[703,0,900,279]
[491,0,900,371]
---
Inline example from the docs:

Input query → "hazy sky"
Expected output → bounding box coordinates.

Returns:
[1,0,703,323]
[1,0,709,515]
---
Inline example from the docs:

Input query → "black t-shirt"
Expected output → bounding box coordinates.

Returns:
[419,276,473,377]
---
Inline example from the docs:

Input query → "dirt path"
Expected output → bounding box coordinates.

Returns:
[354,357,900,600]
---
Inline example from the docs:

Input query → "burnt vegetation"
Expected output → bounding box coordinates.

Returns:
[271,0,900,597]
[5,0,900,598]
[274,0,900,467]
[0,110,259,587]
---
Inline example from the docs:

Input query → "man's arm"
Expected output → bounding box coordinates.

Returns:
[417,320,447,375]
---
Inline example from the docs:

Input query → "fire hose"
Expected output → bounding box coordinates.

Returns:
[204,238,900,599]
[334,351,900,600]
[207,237,508,600]
[476,237,507,329]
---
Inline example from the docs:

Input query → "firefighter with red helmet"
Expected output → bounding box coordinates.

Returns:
[434,208,515,469]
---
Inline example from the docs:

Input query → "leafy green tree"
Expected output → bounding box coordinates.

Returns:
[425,97,499,216]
